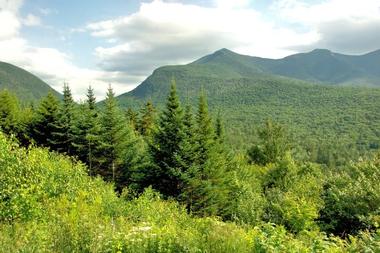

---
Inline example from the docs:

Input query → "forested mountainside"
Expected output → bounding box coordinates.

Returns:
[116,49,380,156]
[0,61,60,102]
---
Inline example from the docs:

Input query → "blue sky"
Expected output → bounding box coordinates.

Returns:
[1,0,380,99]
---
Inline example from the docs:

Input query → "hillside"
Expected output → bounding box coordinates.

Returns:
[192,48,380,86]
[0,61,60,102]
[116,49,380,152]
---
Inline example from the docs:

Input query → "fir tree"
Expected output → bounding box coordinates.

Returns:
[0,90,20,135]
[137,100,156,137]
[126,108,138,131]
[97,85,142,189]
[183,91,231,216]
[149,80,187,197]
[177,103,197,173]
[31,91,60,148]
[71,86,101,175]
[50,83,75,154]
[215,111,225,145]
[247,119,290,165]
[194,91,215,167]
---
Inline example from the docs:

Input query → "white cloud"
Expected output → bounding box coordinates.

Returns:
[2,0,380,100]
[23,14,41,26]
[87,0,317,77]
[213,0,250,9]
[0,0,122,100]
[0,10,20,39]
[271,0,380,53]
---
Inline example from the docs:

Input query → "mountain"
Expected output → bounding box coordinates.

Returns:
[192,48,380,86]
[0,61,60,102]
[116,48,380,151]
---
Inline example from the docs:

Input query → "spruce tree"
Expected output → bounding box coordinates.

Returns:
[178,103,197,173]
[98,85,124,181]
[247,119,290,165]
[137,100,156,137]
[50,83,75,154]
[149,80,187,197]
[183,91,231,216]
[0,90,20,136]
[97,85,143,190]
[126,108,138,131]
[215,111,225,145]
[31,91,60,148]
[71,86,102,175]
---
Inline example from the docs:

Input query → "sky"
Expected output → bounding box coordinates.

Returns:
[1,0,380,100]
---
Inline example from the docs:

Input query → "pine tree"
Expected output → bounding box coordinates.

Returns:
[149,80,187,197]
[50,83,75,154]
[31,91,60,148]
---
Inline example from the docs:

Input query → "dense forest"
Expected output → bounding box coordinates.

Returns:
[1,81,380,252]
[117,51,380,165]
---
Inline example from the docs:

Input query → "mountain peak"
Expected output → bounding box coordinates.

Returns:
[214,48,234,54]
[191,48,237,64]
[310,48,332,55]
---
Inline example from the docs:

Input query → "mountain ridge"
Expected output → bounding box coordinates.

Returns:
[115,48,380,150]
[0,61,60,102]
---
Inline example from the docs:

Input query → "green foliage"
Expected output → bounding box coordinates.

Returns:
[182,92,232,216]
[117,54,380,164]
[137,100,156,137]
[1,126,380,252]
[0,61,61,102]
[50,83,76,154]
[248,120,291,165]
[320,154,380,235]
[30,91,60,148]
[1,76,380,252]
[263,156,324,233]
[148,81,187,197]
[71,86,102,175]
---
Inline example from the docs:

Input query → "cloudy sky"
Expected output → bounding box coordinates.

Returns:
[1,0,380,99]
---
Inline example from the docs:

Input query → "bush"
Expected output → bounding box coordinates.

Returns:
[320,155,380,235]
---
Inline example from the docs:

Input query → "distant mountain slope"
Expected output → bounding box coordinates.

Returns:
[0,61,60,102]
[116,48,380,151]
[192,48,380,86]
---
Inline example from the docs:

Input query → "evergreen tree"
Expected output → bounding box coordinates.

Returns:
[214,111,225,145]
[50,83,75,154]
[98,85,124,181]
[247,119,290,165]
[137,100,156,137]
[0,90,20,135]
[71,86,102,175]
[97,85,143,189]
[126,108,138,131]
[183,92,231,216]
[149,80,187,197]
[194,91,215,167]
[31,91,60,147]
[177,103,197,171]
